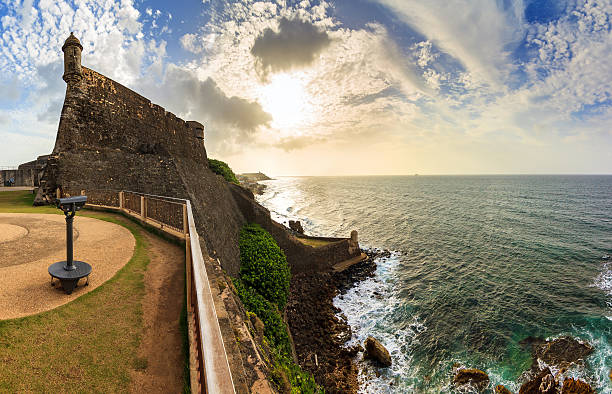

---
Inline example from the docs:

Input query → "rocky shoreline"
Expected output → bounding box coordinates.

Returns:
[288,247,608,393]
[286,248,381,393]
[454,336,602,393]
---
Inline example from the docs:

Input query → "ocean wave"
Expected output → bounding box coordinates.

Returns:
[593,261,612,319]
[256,176,612,392]
[333,252,427,393]
[564,329,612,393]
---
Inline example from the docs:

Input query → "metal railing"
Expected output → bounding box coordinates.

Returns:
[60,188,235,394]
[122,191,185,235]
[123,191,141,214]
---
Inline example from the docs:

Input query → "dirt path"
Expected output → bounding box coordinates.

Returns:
[130,230,186,393]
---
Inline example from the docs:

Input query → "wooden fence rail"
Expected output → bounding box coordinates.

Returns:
[61,188,235,394]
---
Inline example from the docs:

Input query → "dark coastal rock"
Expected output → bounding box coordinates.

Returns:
[519,336,547,350]
[286,270,359,393]
[288,220,304,234]
[540,373,555,393]
[534,336,594,370]
[285,252,380,393]
[364,337,392,367]
[520,336,594,373]
[495,384,512,394]
[453,368,489,390]
[560,378,594,394]
[519,368,556,394]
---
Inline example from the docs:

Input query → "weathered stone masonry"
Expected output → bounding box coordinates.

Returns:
[1,155,48,187]
[38,33,361,277]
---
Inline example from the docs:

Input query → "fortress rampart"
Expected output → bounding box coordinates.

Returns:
[1,155,49,187]
[32,33,364,393]
[37,33,361,277]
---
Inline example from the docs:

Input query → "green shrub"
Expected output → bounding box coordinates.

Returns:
[232,278,291,355]
[271,350,319,394]
[235,224,320,393]
[239,223,291,309]
[208,159,239,184]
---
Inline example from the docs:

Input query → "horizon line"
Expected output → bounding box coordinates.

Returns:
[251,173,612,177]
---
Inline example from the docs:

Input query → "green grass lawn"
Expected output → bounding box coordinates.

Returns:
[0,191,157,391]
[0,190,58,214]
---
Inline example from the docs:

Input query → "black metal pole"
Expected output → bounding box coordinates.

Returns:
[64,208,76,271]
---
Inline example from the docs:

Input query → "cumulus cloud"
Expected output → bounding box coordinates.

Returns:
[251,17,331,74]
[2,0,611,174]
[180,33,201,53]
[187,2,429,155]
[374,0,525,87]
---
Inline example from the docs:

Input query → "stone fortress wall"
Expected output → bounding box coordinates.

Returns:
[1,155,49,187]
[38,33,361,277]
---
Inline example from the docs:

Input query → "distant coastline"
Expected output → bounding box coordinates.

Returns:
[237,172,272,195]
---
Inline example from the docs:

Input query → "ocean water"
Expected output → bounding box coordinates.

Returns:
[256,176,612,393]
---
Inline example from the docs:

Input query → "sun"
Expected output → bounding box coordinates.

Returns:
[258,73,312,132]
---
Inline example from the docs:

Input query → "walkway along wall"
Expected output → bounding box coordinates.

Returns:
[41,33,363,393]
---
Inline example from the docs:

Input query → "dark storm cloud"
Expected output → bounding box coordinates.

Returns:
[251,17,331,73]
[155,66,272,131]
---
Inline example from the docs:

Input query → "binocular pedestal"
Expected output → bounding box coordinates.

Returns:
[48,260,92,294]
[48,196,92,294]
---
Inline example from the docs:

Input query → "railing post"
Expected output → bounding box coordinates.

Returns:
[140,195,146,219]
[119,191,124,209]
[183,204,188,235]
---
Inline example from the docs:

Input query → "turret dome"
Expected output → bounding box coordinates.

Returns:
[62,32,83,52]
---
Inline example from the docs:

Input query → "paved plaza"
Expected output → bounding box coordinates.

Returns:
[0,213,135,319]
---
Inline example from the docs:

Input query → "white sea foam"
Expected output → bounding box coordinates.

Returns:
[568,329,612,393]
[256,178,327,236]
[333,251,426,393]
[593,261,612,320]
[595,262,612,294]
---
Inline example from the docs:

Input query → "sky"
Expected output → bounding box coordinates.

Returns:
[0,0,611,175]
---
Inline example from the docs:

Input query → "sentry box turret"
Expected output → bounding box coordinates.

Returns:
[57,195,87,213]
[48,195,92,294]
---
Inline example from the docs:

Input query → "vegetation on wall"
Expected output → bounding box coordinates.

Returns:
[208,159,239,184]
[238,223,291,309]
[233,279,291,355]
[234,223,319,393]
